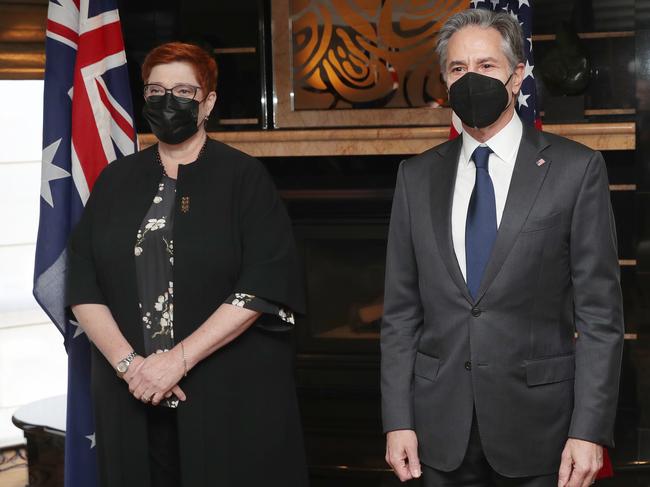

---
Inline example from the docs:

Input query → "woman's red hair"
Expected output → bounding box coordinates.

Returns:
[142,42,218,93]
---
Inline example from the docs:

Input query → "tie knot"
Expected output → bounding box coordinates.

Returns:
[472,145,492,170]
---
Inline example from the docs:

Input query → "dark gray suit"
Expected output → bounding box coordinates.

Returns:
[381,125,624,477]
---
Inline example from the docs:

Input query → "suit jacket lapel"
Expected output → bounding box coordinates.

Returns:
[475,125,552,303]
[430,137,474,304]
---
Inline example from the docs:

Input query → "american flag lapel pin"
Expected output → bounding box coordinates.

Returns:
[536,158,546,167]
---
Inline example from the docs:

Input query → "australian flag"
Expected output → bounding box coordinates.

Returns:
[33,1,136,485]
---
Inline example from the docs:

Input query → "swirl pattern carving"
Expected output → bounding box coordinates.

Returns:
[291,0,467,109]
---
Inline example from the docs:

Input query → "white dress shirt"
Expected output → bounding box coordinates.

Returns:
[451,112,523,282]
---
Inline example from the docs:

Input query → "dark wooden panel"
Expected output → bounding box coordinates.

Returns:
[0,1,47,79]
[0,2,46,42]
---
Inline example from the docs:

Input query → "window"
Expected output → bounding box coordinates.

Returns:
[0,80,67,447]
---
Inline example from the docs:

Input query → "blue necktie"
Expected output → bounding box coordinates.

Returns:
[465,145,497,300]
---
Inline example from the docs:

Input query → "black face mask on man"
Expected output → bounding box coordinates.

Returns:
[448,71,513,129]
[142,92,200,145]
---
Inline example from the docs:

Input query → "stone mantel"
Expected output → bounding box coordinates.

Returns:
[138,122,635,157]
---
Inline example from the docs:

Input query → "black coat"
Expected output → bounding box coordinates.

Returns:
[67,138,308,487]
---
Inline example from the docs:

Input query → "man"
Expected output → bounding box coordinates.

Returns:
[381,9,623,487]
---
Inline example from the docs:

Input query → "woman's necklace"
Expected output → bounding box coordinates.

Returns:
[156,137,208,177]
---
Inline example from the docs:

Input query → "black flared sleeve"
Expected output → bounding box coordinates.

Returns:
[65,170,108,307]
[234,160,305,315]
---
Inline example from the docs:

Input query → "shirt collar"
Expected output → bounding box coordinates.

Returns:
[460,111,523,166]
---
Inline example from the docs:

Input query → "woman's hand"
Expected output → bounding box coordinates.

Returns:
[124,349,187,406]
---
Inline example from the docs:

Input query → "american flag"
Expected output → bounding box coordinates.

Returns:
[451,0,541,137]
[33,1,136,485]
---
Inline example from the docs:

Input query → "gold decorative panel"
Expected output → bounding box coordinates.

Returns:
[272,0,466,128]
[291,0,466,110]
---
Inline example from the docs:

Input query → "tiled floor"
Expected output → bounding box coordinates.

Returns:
[0,448,27,487]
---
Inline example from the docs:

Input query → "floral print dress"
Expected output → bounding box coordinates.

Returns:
[134,175,295,408]
[134,176,177,407]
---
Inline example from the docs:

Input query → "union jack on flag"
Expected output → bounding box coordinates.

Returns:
[451,0,541,137]
[33,1,136,485]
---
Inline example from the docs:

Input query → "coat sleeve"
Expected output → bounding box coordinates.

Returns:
[234,160,305,315]
[65,170,109,307]
[568,150,624,447]
[380,160,423,433]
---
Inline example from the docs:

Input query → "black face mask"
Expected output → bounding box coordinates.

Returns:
[142,93,199,145]
[449,72,513,128]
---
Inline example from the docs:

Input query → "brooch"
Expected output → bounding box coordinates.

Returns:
[181,196,190,213]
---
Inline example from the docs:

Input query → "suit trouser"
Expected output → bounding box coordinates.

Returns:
[422,412,558,487]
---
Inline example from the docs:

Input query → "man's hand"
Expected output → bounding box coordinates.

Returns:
[386,429,422,482]
[558,438,603,487]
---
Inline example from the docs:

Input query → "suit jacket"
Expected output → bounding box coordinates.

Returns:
[380,124,624,477]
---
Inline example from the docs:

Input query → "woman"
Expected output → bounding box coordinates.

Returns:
[67,42,308,487]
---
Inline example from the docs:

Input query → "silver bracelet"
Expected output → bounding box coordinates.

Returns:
[180,341,188,377]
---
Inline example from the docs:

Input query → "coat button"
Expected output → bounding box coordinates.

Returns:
[471,307,482,317]
[465,361,472,371]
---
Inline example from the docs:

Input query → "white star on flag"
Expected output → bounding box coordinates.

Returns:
[523,60,535,80]
[41,138,71,208]
[70,320,85,338]
[469,0,539,125]
[85,433,96,449]
[518,91,531,108]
